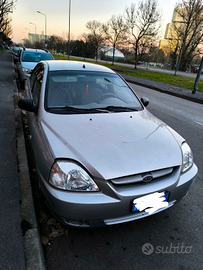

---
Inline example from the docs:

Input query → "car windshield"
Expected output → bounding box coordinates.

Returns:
[45,70,143,113]
[22,51,53,62]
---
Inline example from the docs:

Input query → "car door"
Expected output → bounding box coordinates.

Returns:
[27,64,46,172]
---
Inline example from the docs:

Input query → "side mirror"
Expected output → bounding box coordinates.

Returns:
[141,97,149,107]
[18,98,37,113]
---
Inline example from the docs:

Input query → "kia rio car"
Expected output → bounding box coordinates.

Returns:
[18,60,198,227]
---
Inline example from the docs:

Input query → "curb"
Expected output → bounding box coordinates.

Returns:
[14,78,46,270]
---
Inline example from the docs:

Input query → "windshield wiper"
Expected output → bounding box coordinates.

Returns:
[47,105,138,113]
[97,106,138,112]
[47,106,110,113]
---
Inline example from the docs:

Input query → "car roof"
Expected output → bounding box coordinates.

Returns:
[45,60,116,73]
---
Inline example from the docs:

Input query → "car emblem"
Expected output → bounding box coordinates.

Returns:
[142,173,154,183]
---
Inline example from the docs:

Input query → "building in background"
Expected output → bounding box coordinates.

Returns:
[98,45,124,60]
[160,6,203,56]
[159,7,184,55]
[28,32,50,43]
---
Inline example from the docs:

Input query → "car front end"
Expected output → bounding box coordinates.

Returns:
[37,110,198,228]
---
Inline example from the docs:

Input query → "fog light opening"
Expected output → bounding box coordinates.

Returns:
[61,217,90,227]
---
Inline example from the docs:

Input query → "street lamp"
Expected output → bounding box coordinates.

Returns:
[29,22,37,43]
[37,11,47,46]
[68,0,71,60]
[29,22,36,35]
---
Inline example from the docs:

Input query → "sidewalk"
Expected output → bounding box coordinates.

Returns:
[0,50,45,270]
[0,50,26,270]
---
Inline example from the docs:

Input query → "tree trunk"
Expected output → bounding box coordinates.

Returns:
[112,44,115,65]
[95,45,98,62]
[134,43,138,69]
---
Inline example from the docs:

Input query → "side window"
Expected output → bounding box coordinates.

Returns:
[31,66,44,106]
[29,71,37,90]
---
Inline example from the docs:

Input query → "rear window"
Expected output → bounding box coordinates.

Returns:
[22,51,53,62]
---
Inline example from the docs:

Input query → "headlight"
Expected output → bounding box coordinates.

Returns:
[181,142,193,172]
[22,67,32,73]
[49,161,100,192]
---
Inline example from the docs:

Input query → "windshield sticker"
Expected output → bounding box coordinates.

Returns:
[51,76,77,82]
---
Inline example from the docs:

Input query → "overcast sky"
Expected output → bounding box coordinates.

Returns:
[11,0,178,42]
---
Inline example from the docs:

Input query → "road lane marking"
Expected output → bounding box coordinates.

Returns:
[195,121,203,126]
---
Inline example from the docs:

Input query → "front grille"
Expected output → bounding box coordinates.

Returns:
[111,167,174,185]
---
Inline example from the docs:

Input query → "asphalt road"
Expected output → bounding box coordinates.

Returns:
[38,83,203,270]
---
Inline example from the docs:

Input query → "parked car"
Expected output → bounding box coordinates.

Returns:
[17,47,54,88]
[18,60,198,228]
[13,47,22,63]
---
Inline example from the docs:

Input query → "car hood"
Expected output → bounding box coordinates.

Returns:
[41,110,183,180]
[21,61,38,70]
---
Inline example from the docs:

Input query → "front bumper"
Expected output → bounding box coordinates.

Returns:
[39,164,198,228]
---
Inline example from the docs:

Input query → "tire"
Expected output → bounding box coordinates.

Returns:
[20,80,25,89]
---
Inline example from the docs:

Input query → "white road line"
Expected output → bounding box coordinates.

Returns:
[195,121,203,126]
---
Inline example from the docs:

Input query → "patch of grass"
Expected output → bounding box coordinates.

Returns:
[124,71,203,92]
[0,50,5,55]
[52,54,203,92]
[53,54,79,61]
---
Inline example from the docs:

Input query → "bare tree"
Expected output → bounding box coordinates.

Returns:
[103,15,128,65]
[125,0,162,68]
[169,0,203,72]
[48,35,65,53]
[23,39,32,49]
[0,0,16,42]
[85,20,105,60]
[0,15,12,41]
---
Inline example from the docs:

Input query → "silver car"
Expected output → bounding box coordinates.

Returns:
[17,48,54,88]
[18,60,198,228]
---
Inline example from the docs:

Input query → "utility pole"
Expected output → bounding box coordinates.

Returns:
[192,57,203,94]
[68,0,71,60]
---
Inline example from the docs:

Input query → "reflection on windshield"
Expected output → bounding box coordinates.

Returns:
[46,71,143,113]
